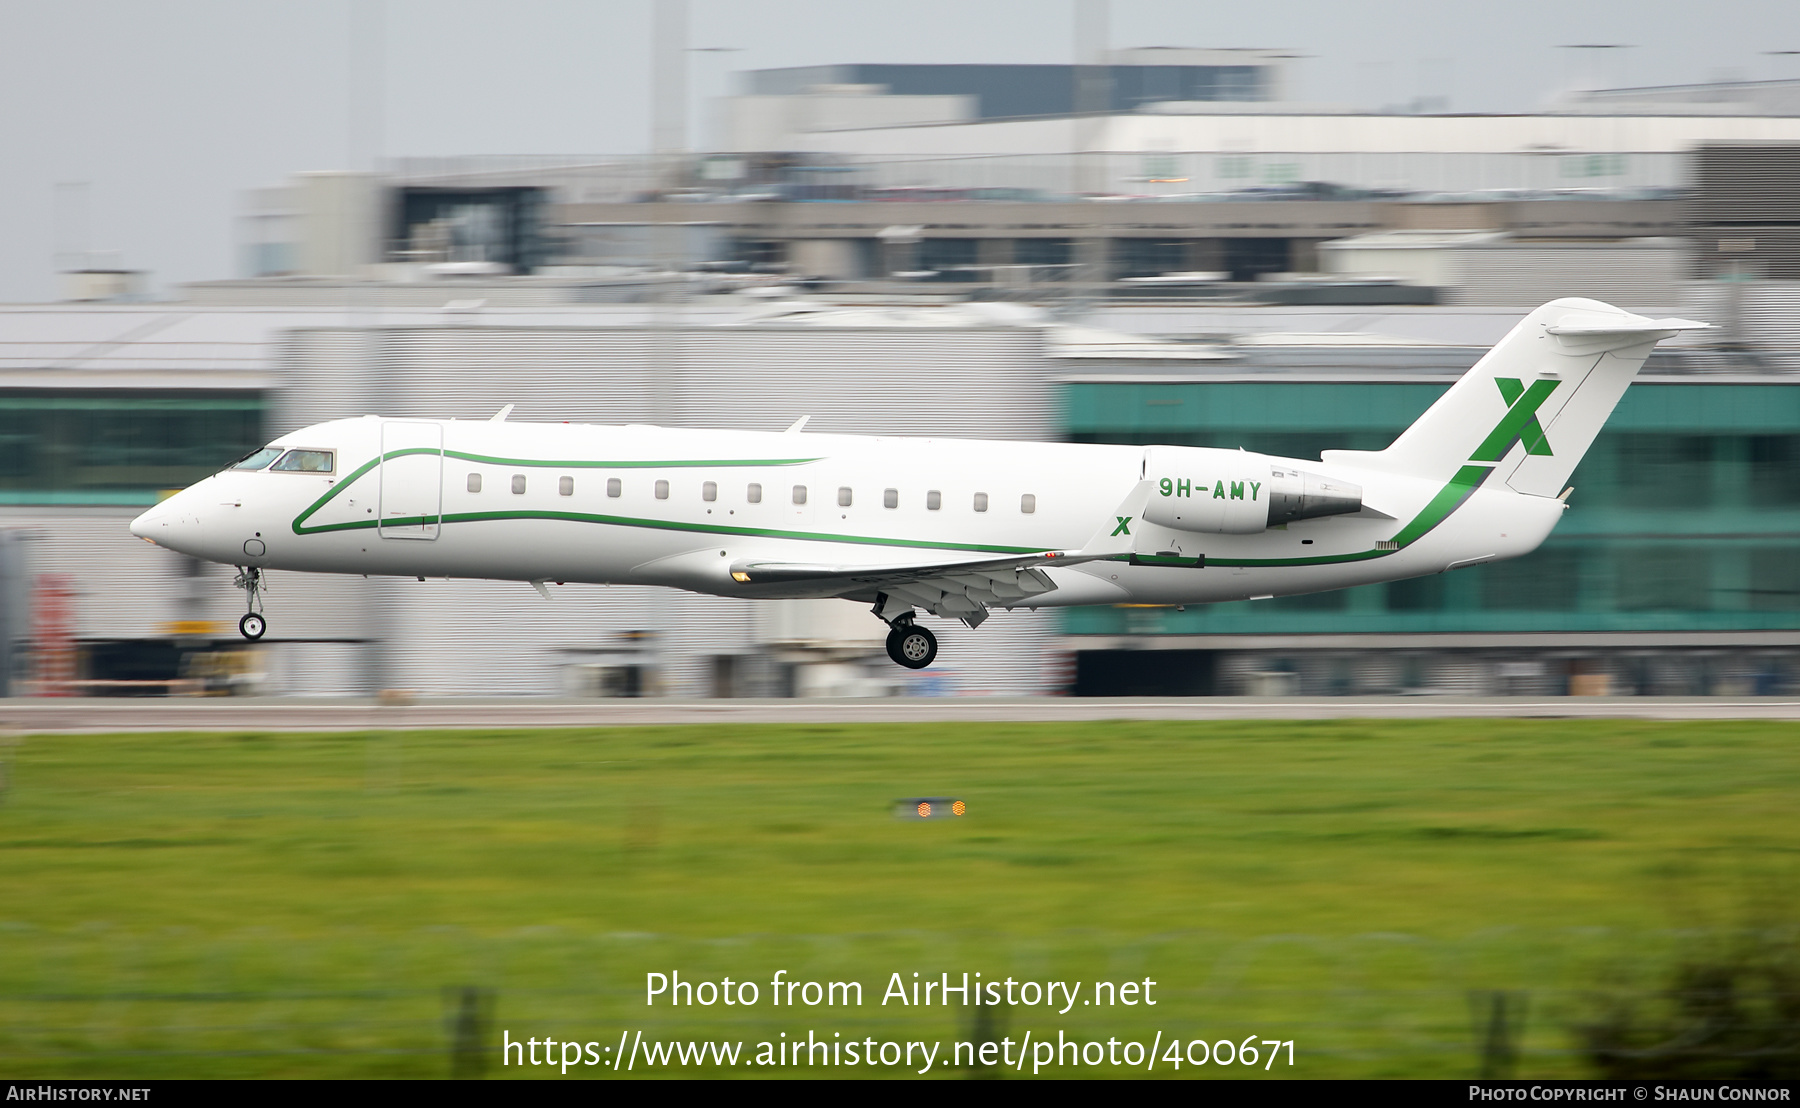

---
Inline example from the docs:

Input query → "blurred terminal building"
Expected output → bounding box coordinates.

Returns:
[3,56,1800,698]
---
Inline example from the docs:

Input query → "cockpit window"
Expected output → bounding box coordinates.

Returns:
[269,449,335,474]
[230,447,283,471]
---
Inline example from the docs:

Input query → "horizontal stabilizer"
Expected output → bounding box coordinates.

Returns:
[1545,316,1710,336]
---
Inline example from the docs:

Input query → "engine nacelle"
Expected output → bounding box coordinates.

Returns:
[1140,446,1362,535]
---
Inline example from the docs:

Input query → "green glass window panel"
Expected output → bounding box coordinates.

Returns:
[0,391,265,501]
[1386,574,1445,611]
[1612,434,1712,509]
[0,409,33,479]
[1237,431,1396,461]
[1748,548,1800,611]
[1113,239,1188,279]
[1749,435,1800,506]
[1066,430,1217,448]
[1265,589,1347,612]
[1055,381,1800,635]
[1015,239,1073,268]
[1615,547,1711,611]
[1608,384,1800,432]
[1481,548,1580,611]
[1060,383,1449,436]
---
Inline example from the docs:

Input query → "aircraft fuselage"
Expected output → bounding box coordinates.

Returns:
[133,415,1559,609]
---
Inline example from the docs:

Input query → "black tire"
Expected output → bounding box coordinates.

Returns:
[239,612,267,641]
[885,623,937,670]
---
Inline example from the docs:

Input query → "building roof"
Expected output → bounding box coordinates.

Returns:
[804,110,1800,154]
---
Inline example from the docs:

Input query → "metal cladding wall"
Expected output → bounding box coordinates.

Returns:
[1687,143,1800,224]
[0,509,363,643]
[0,511,180,640]
[1680,281,1800,372]
[1443,243,1686,310]
[1686,143,1800,280]
[275,324,1061,697]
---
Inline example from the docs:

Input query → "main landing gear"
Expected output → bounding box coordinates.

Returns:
[873,592,940,670]
[883,616,937,670]
[233,566,267,641]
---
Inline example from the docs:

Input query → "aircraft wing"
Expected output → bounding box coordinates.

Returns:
[728,549,1101,624]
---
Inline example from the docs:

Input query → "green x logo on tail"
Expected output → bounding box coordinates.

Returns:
[1471,377,1558,461]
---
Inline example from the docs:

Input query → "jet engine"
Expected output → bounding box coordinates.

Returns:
[1140,446,1362,535]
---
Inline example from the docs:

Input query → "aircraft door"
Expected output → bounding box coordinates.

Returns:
[377,421,443,540]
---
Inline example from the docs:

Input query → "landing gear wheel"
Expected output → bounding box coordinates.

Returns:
[239,612,267,641]
[885,622,937,669]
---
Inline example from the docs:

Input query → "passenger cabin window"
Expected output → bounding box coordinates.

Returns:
[231,447,283,471]
[511,475,526,495]
[926,490,941,511]
[467,473,482,493]
[607,477,622,498]
[747,482,762,504]
[973,492,989,513]
[270,449,335,474]
[655,479,670,500]
[883,488,898,509]
[792,485,807,505]
[1021,493,1036,514]
[838,486,853,508]
[559,476,574,497]
[702,481,717,502]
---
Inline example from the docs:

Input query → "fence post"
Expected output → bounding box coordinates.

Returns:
[1469,989,1528,1078]
[445,985,495,1079]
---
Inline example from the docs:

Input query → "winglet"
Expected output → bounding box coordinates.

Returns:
[784,415,810,433]
[529,579,551,600]
[491,404,515,422]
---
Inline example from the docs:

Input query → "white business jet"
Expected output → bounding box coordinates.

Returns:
[131,299,1705,670]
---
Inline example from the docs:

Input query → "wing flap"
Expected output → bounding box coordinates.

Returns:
[729,549,1085,586]
[728,549,1082,615]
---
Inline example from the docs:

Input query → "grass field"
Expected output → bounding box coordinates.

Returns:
[1,718,1796,1079]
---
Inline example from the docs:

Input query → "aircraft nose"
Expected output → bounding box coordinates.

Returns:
[131,492,204,554]
[129,507,165,540]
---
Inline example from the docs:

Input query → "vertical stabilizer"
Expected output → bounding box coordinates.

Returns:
[1321,299,1709,496]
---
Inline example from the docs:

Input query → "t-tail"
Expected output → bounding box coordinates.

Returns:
[1322,298,1711,496]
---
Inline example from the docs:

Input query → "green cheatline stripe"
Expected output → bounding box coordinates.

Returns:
[1387,464,1494,546]
[305,509,1041,555]
[294,453,1497,571]
[293,449,823,535]
[1197,464,1495,568]
[1184,547,1388,569]
[434,448,822,470]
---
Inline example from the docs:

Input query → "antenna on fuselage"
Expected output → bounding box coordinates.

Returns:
[784,415,810,433]
[490,404,515,422]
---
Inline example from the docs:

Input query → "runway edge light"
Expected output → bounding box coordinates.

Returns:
[894,797,966,821]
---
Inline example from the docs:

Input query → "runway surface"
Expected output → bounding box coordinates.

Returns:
[2,696,1799,733]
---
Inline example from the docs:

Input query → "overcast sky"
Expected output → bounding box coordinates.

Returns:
[1,0,1795,301]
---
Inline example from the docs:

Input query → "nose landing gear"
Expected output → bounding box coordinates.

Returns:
[233,566,267,641]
